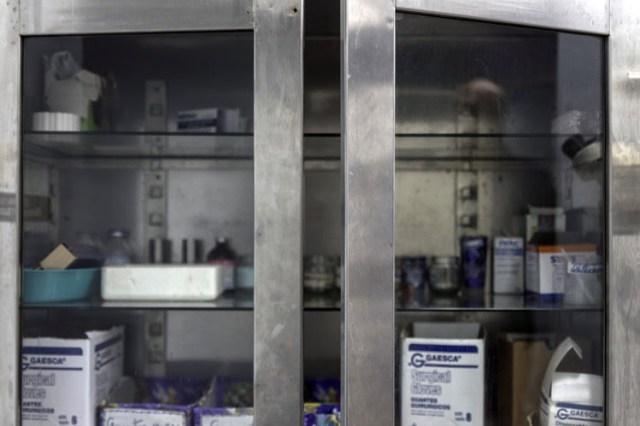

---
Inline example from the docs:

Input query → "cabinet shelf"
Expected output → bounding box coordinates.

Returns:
[20,289,602,312]
[19,289,340,311]
[23,131,596,162]
[398,293,603,312]
[23,131,255,160]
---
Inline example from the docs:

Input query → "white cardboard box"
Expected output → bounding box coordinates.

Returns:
[22,326,124,426]
[402,322,485,426]
[177,108,218,132]
[493,237,524,294]
[539,338,604,426]
[526,243,596,298]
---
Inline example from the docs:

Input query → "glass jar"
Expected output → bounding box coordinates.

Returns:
[428,256,461,294]
[304,255,337,292]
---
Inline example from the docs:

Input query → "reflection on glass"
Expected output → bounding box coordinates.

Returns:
[395,13,605,425]
[21,31,257,423]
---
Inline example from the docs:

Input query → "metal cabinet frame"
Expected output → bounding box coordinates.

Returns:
[0,1,303,425]
[341,0,637,424]
[1,0,639,424]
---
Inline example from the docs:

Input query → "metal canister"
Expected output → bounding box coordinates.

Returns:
[181,238,204,264]
[460,235,488,289]
[149,238,172,264]
[428,256,461,294]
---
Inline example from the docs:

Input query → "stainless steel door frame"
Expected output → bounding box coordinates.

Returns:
[254,0,304,424]
[608,0,640,424]
[341,0,396,424]
[13,1,305,425]
[0,0,20,424]
[341,0,612,424]
[20,0,254,34]
[396,0,609,34]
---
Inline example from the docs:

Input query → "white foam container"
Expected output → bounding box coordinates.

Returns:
[101,265,224,301]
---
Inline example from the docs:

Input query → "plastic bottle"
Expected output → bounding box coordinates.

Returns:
[207,237,237,290]
[104,228,135,266]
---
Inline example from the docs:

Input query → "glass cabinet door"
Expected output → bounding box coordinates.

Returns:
[341,0,608,424]
[19,2,304,425]
[21,29,259,424]
[395,14,605,425]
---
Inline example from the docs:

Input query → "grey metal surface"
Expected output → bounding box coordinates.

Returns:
[396,171,456,256]
[166,311,341,378]
[396,0,609,34]
[0,0,19,423]
[21,0,253,34]
[341,0,395,424]
[609,0,640,423]
[167,169,254,257]
[58,169,145,257]
[254,0,304,424]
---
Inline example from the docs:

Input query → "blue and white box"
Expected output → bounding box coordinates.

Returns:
[493,237,524,294]
[177,108,219,132]
[22,326,124,426]
[402,322,485,426]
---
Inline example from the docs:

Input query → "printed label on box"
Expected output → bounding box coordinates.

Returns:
[493,237,524,294]
[103,409,188,426]
[549,401,604,425]
[402,339,484,425]
[200,414,254,425]
[22,327,124,426]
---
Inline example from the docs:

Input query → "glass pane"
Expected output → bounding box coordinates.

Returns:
[21,32,256,424]
[302,0,342,413]
[395,14,605,425]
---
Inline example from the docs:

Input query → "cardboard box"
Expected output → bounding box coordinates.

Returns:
[100,377,211,426]
[498,334,596,426]
[539,338,604,426]
[177,108,218,132]
[193,407,255,426]
[493,237,524,294]
[526,234,596,298]
[497,334,554,426]
[22,326,124,426]
[40,243,77,269]
[192,404,337,426]
[402,322,485,426]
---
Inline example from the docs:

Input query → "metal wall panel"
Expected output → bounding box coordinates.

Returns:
[341,0,395,424]
[396,0,609,34]
[21,0,253,34]
[0,0,20,424]
[609,0,640,423]
[254,0,304,424]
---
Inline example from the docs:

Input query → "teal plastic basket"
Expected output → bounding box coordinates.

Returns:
[22,268,100,303]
